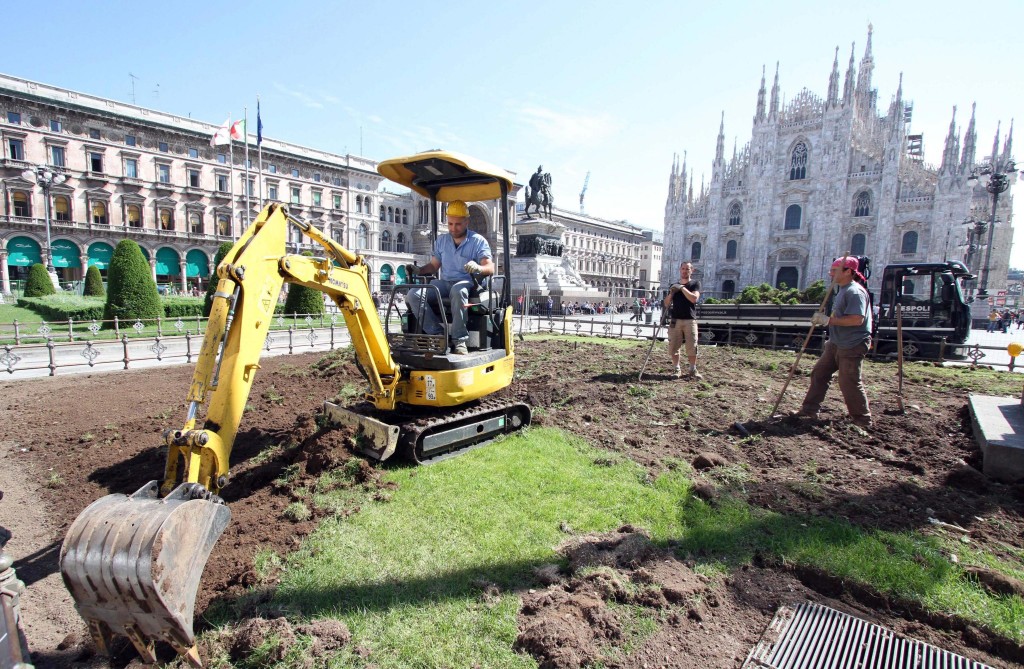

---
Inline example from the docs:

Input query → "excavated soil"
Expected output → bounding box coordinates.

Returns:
[1,337,1022,668]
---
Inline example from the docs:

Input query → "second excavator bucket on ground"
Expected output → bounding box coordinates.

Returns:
[60,481,230,665]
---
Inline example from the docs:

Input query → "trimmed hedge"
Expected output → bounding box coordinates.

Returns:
[25,263,56,297]
[104,240,162,324]
[84,265,105,297]
[17,295,203,321]
[203,242,235,317]
[162,297,204,318]
[283,252,325,317]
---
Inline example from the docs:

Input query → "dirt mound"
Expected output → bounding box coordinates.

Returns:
[517,527,722,668]
[226,616,351,666]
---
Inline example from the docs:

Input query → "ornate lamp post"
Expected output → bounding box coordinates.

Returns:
[21,165,66,275]
[967,158,1017,298]
[961,216,989,300]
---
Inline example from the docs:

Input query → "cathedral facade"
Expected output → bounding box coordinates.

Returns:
[660,26,1016,302]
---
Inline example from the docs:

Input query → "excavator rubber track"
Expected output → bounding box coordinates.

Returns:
[325,398,531,464]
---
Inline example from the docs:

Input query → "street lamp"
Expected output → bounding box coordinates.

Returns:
[967,158,1017,298]
[961,216,989,300]
[21,164,66,275]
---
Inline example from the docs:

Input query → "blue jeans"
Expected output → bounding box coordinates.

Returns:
[407,279,473,343]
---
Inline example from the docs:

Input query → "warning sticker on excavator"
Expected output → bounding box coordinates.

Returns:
[425,375,436,401]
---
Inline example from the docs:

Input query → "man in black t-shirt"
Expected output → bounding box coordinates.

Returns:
[663,261,702,379]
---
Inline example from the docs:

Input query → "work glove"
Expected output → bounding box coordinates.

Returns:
[669,284,681,294]
[810,312,830,327]
[463,260,482,274]
[405,263,419,277]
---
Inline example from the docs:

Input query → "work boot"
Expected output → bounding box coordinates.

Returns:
[689,369,703,380]
[850,416,873,430]
[452,341,469,355]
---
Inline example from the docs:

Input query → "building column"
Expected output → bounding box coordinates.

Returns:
[0,249,10,295]
[150,257,157,284]
[179,260,188,294]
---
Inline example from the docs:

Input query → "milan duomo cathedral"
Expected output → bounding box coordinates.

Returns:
[659,25,1016,299]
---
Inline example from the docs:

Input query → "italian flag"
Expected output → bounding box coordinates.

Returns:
[230,119,246,141]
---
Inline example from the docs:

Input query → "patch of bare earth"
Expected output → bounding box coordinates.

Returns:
[1,338,1022,667]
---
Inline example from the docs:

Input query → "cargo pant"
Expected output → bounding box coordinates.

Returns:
[800,340,871,422]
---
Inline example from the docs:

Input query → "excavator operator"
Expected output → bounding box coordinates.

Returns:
[407,199,494,354]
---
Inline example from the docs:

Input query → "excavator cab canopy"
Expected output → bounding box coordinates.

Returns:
[377,150,514,203]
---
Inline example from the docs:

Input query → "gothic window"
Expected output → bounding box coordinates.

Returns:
[355,195,362,213]
[381,230,392,252]
[358,223,368,249]
[784,204,802,230]
[728,203,741,226]
[789,142,808,180]
[402,209,408,225]
[776,267,799,289]
[690,241,702,262]
[379,205,385,221]
[851,233,866,256]
[722,280,736,299]
[726,240,738,260]
[396,232,406,253]
[901,231,918,254]
[854,192,871,217]
[388,206,394,223]
[54,195,70,221]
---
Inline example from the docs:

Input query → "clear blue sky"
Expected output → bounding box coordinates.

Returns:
[5,0,1022,266]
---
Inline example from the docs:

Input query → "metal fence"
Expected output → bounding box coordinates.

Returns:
[1,311,1019,379]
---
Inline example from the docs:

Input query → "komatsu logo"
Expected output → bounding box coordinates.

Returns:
[328,277,349,290]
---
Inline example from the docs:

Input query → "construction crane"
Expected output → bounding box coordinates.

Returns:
[579,171,590,214]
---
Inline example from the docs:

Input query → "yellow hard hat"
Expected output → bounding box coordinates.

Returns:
[447,200,469,218]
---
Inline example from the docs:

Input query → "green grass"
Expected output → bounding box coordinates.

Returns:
[217,427,1024,667]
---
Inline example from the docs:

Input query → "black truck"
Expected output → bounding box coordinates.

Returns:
[693,260,974,359]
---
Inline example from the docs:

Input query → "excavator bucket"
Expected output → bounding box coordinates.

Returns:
[60,481,230,665]
[324,401,400,461]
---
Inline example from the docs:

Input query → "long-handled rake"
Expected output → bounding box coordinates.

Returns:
[638,310,669,382]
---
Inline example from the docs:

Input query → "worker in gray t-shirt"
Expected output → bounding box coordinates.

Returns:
[796,256,873,428]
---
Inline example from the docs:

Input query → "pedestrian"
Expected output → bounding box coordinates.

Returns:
[663,261,702,379]
[406,200,493,355]
[546,296,553,317]
[793,256,873,428]
[988,310,999,333]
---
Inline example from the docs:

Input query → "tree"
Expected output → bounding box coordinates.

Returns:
[84,265,105,297]
[203,242,235,317]
[24,263,56,297]
[283,252,325,317]
[103,239,162,323]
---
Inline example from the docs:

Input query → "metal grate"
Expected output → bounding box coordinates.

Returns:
[744,602,992,669]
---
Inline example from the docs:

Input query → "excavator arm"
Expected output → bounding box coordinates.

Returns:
[60,203,403,666]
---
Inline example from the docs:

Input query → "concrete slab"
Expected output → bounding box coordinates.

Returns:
[969,393,1024,483]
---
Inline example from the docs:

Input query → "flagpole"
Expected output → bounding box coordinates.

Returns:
[257,96,264,206]
[243,106,251,222]
[229,117,236,240]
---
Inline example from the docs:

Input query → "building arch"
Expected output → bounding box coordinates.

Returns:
[776,266,800,289]
[6,236,42,267]
[690,241,702,262]
[380,229,393,252]
[155,247,181,278]
[87,241,115,270]
[51,238,82,269]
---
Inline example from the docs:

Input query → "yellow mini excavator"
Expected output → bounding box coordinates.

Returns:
[59,150,531,666]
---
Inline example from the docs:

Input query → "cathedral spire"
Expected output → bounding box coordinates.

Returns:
[940,106,959,174]
[714,112,725,166]
[842,42,856,105]
[857,24,875,107]
[769,62,780,118]
[991,121,1001,164]
[961,102,977,169]
[754,65,766,123]
[1002,119,1013,164]
[826,46,840,108]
